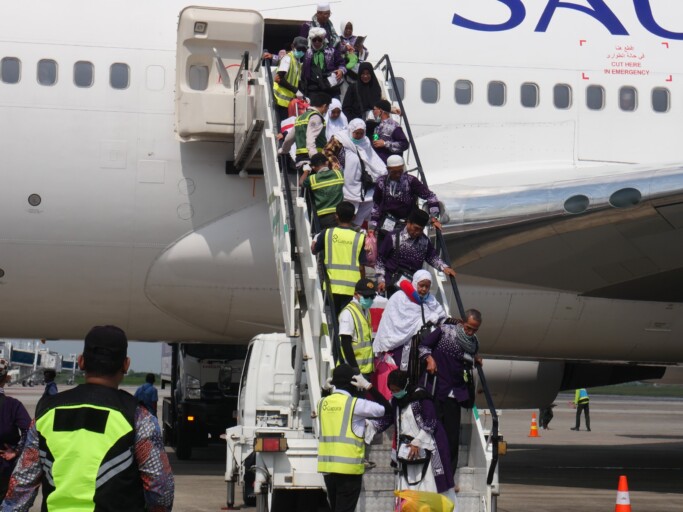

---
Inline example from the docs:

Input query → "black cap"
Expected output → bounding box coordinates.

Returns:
[293,37,308,51]
[331,363,359,387]
[310,92,332,107]
[375,99,392,113]
[83,325,128,365]
[355,278,377,297]
[408,209,430,228]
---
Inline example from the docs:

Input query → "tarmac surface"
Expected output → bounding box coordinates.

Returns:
[5,386,683,511]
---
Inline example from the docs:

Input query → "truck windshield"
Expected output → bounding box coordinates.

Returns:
[183,344,247,361]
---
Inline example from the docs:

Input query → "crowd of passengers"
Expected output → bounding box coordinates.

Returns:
[268,5,483,512]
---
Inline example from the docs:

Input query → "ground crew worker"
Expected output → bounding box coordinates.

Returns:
[338,278,376,377]
[301,153,344,231]
[273,36,308,121]
[312,201,368,313]
[281,92,332,168]
[42,369,58,398]
[2,325,174,511]
[571,388,591,431]
[318,364,390,512]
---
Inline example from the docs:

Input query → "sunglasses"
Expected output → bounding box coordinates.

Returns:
[312,37,323,42]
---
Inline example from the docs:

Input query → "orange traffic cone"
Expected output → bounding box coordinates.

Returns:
[528,412,540,437]
[615,475,632,511]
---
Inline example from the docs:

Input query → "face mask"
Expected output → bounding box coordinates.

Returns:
[293,50,305,59]
[374,113,381,122]
[352,137,362,145]
[359,296,374,310]
[392,390,408,399]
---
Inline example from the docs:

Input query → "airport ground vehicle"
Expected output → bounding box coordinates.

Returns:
[161,342,246,460]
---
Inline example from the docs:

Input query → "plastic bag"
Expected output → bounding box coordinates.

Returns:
[372,353,397,401]
[364,230,377,267]
[394,490,455,512]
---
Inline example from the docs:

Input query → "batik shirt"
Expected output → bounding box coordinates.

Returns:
[375,227,447,284]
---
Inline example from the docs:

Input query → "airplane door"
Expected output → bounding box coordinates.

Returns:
[175,7,263,143]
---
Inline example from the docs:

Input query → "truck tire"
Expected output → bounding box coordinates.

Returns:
[175,429,192,460]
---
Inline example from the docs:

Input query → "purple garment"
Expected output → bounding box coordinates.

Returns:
[370,174,440,230]
[375,228,447,284]
[372,394,454,494]
[373,118,409,163]
[302,47,345,84]
[419,325,473,402]
[0,395,31,478]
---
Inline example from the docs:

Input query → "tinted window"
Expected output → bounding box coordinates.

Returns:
[37,59,58,86]
[586,85,605,110]
[388,77,405,102]
[421,78,439,104]
[619,86,637,111]
[74,61,94,87]
[110,63,129,89]
[1,57,21,84]
[520,82,539,108]
[554,84,572,109]
[652,87,669,113]
[488,81,506,106]
[454,80,472,105]
[188,64,209,91]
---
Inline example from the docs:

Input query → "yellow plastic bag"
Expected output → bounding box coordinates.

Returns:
[394,490,455,512]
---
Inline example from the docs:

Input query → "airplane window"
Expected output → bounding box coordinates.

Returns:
[188,65,209,91]
[488,81,506,106]
[421,78,439,104]
[388,77,405,102]
[74,61,94,88]
[586,85,605,110]
[110,63,130,90]
[37,59,58,86]
[652,87,669,113]
[520,83,539,108]
[619,86,637,112]
[1,57,21,84]
[553,84,572,109]
[454,80,472,105]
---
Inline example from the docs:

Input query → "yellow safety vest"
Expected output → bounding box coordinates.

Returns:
[324,228,364,296]
[317,392,365,475]
[342,301,374,374]
[273,52,302,108]
[310,170,344,216]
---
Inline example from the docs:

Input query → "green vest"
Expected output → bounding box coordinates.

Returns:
[310,169,344,216]
[324,227,364,296]
[273,52,302,108]
[294,110,327,162]
[342,301,374,374]
[35,384,145,511]
[317,393,365,475]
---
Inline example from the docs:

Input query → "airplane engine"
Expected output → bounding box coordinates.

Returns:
[475,359,667,409]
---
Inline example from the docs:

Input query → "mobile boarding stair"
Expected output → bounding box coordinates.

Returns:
[172,7,499,511]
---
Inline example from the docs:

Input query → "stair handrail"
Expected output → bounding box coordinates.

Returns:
[374,54,500,484]
[233,51,250,93]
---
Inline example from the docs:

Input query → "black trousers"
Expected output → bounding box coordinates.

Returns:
[435,397,462,472]
[323,473,363,512]
[575,403,591,430]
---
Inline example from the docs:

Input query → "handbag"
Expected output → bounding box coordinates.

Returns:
[353,146,374,201]
[396,429,431,485]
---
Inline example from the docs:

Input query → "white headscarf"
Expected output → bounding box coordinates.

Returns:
[373,271,446,354]
[308,27,328,46]
[333,119,386,203]
[325,98,348,140]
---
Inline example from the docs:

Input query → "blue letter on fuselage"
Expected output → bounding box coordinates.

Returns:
[452,0,526,32]
[634,0,683,40]
[535,0,628,35]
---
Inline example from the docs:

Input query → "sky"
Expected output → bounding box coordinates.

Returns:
[11,340,162,373]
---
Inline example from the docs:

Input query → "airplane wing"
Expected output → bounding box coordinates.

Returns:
[438,163,683,302]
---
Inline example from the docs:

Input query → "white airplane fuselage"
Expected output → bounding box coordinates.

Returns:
[2,0,683,366]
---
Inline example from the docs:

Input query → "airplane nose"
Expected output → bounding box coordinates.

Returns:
[145,202,282,339]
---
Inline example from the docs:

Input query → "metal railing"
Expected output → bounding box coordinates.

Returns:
[375,54,500,484]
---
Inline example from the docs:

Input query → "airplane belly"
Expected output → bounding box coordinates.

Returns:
[145,200,282,339]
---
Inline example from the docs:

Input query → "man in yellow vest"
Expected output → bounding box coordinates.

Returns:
[280,92,331,169]
[300,153,344,231]
[571,388,591,431]
[3,325,174,511]
[338,278,376,377]
[312,201,368,313]
[318,364,390,512]
[272,36,308,121]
